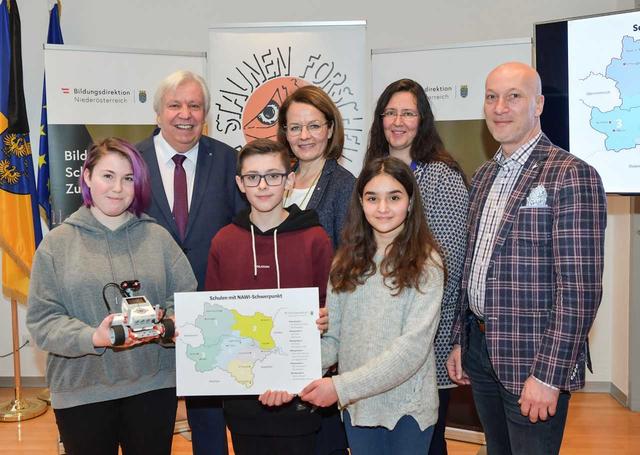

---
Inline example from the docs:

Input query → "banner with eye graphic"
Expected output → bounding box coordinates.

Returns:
[208,21,368,176]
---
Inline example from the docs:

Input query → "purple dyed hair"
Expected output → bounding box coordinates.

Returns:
[79,137,151,217]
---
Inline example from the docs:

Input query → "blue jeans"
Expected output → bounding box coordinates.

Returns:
[343,410,434,455]
[186,396,228,455]
[463,316,570,455]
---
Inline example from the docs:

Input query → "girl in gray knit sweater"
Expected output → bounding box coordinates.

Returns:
[299,157,444,454]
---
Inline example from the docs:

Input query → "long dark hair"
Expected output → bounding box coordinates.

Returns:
[330,157,443,295]
[365,78,466,181]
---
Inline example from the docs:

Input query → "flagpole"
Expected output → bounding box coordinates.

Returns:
[0,298,47,421]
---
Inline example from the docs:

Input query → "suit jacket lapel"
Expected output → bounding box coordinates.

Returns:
[186,138,213,239]
[145,144,178,237]
[491,136,551,255]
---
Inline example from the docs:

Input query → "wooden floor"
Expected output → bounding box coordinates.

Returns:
[0,389,638,454]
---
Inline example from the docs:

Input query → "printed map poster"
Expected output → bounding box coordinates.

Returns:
[372,39,531,177]
[175,288,322,396]
[44,45,205,224]
[568,10,640,193]
[209,21,368,176]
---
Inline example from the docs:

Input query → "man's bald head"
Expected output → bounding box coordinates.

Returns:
[484,62,545,156]
[488,62,542,96]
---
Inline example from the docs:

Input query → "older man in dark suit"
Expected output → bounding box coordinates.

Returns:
[139,70,244,455]
[447,62,607,455]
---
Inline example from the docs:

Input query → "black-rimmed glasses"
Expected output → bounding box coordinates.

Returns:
[239,173,288,187]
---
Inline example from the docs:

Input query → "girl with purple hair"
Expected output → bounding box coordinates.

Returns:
[27,137,197,455]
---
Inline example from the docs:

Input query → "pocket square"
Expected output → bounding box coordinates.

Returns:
[525,185,548,207]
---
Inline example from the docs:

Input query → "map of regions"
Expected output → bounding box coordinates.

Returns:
[587,35,640,152]
[186,304,276,388]
[175,288,321,396]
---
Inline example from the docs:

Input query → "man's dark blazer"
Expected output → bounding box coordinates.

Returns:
[452,133,607,395]
[138,134,245,290]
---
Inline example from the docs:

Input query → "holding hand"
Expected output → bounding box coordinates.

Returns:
[299,377,338,407]
[92,314,147,348]
[259,390,295,407]
[316,307,328,333]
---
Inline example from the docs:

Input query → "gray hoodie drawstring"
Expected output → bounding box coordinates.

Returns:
[124,225,138,279]
[104,223,139,310]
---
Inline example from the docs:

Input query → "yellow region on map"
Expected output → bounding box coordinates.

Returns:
[230,310,276,350]
[227,359,256,387]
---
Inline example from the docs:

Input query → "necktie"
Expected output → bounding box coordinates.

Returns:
[172,154,188,241]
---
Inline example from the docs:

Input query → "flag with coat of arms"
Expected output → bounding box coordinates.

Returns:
[0,0,43,301]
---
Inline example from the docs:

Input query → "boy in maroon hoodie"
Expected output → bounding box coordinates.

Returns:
[205,139,333,455]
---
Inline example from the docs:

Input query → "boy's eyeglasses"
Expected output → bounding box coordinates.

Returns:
[283,121,330,137]
[380,110,419,119]
[240,173,288,187]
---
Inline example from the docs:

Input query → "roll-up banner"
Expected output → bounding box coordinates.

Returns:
[44,45,206,224]
[373,38,531,444]
[372,38,532,178]
[208,21,368,177]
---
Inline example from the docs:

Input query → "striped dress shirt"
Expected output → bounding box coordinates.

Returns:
[467,132,542,318]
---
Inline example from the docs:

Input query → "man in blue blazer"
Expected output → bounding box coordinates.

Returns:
[139,70,244,455]
[447,62,607,455]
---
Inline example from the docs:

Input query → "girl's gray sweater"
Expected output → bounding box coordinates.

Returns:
[322,253,443,431]
[27,206,197,409]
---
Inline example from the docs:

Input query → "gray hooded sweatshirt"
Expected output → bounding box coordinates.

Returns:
[27,206,197,409]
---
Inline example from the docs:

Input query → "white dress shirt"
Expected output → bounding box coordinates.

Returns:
[153,132,199,210]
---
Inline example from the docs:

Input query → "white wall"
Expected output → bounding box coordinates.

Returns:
[606,197,631,395]
[587,196,631,396]
[1,0,635,383]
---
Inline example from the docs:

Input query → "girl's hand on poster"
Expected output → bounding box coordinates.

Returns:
[299,377,338,407]
[316,307,328,333]
[258,390,295,407]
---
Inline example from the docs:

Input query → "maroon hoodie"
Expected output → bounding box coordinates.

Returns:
[205,204,332,306]
[204,204,333,436]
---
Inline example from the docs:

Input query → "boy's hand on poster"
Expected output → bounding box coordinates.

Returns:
[299,377,338,407]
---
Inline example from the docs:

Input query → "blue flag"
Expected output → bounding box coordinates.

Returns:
[37,2,64,227]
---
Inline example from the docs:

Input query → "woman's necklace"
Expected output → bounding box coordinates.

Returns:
[285,167,322,209]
